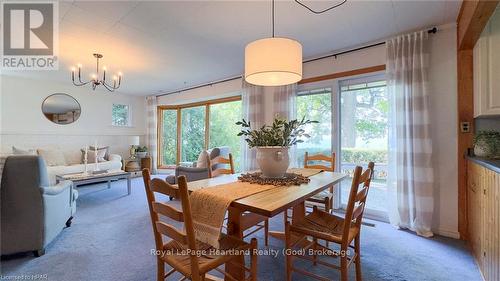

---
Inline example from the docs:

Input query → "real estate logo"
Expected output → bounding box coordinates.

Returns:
[1,1,58,70]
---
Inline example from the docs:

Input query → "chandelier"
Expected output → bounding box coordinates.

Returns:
[71,53,122,92]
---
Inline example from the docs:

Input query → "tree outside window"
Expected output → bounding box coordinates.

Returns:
[112,104,130,126]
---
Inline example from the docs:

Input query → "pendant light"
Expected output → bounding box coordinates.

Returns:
[244,0,302,86]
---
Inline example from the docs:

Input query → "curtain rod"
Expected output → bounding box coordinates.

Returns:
[156,27,437,97]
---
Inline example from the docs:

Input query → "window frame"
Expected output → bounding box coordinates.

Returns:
[111,103,131,127]
[157,95,241,169]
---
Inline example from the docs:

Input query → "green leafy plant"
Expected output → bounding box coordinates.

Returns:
[473,130,500,158]
[236,117,318,149]
[135,146,148,152]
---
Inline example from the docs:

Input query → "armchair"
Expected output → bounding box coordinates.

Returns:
[165,146,230,185]
[1,156,78,257]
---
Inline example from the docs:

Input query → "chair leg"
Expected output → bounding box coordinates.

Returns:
[264,219,269,246]
[355,234,362,281]
[340,250,349,281]
[157,258,164,281]
[33,249,45,257]
[251,238,258,281]
[285,222,292,281]
[312,237,318,266]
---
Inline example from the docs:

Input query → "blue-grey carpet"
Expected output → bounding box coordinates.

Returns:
[1,177,481,281]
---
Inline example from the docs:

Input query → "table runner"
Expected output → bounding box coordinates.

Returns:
[190,168,323,248]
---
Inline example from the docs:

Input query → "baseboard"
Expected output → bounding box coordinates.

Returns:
[435,228,460,239]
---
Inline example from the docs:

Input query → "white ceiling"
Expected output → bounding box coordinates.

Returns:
[3,0,462,96]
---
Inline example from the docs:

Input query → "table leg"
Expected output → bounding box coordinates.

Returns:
[107,180,111,189]
[269,201,307,245]
[225,207,245,281]
[127,176,131,195]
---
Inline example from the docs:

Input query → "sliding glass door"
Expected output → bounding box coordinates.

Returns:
[339,76,388,219]
[297,74,388,220]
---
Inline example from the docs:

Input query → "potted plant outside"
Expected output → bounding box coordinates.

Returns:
[237,117,317,178]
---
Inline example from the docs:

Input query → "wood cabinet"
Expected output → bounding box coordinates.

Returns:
[473,7,500,117]
[467,161,500,281]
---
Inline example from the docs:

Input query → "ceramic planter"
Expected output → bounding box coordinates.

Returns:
[256,146,290,178]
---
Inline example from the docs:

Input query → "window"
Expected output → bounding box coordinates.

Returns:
[180,106,206,163]
[160,109,177,166]
[112,104,130,126]
[296,88,332,166]
[158,97,242,170]
[209,100,242,171]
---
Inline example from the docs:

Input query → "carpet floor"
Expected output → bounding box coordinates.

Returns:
[1,177,482,281]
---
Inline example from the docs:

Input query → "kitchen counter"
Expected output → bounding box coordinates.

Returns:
[467,156,500,173]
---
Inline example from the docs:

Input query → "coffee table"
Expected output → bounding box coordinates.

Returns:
[56,170,132,195]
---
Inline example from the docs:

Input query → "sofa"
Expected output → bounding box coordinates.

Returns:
[11,147,122,185]
[1,156,78,256]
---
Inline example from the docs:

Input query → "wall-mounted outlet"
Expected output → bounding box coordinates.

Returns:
[460,121,471,133]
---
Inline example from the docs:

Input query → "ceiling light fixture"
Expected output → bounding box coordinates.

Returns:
[71,53,122,92]
[244,0,303,87]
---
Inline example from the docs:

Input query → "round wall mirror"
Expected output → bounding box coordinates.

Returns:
[42,93,81,125]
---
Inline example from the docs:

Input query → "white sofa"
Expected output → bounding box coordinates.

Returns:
[46,152,122,185]
[10,147,122,185]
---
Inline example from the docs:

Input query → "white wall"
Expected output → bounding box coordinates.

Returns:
[0,75,146,157]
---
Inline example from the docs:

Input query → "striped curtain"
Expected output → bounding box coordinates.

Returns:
[145,96,158,174]
[241,80,265,172]
[273,84,298,167]
[386,30,434,237]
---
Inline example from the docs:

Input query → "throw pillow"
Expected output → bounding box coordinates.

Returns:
[37,148,67,166]
[85,149,107,163]
[196,150,210,168]
[12,146,36,155]
[81,147,108,163]
[89,146,109,160]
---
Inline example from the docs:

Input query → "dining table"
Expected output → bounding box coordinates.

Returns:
[185,170,348,280]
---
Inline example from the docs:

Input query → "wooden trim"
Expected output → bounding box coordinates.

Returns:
[205,104,210,150]
[457,49,474,240]
[157,95,241,110]
[456,0,498,240]
[298,65,386,85]
[156,105,162,169]
[457,0,499,51]
[176,109,181,165]
[157,96,242,168]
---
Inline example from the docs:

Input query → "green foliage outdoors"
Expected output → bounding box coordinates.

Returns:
[161,101,243,171]
[237,117,317,148]
[162,110,177,165]
[112,104,129,126]
[180,106,205,162]
[209,101,242,171]
[341,148,387,164]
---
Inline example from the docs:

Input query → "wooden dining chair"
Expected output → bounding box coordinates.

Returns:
[211,154,270,246]
[285,162,375,281]
[142,169,258,281]
[208,153,235,178]
[304,152,336,213]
